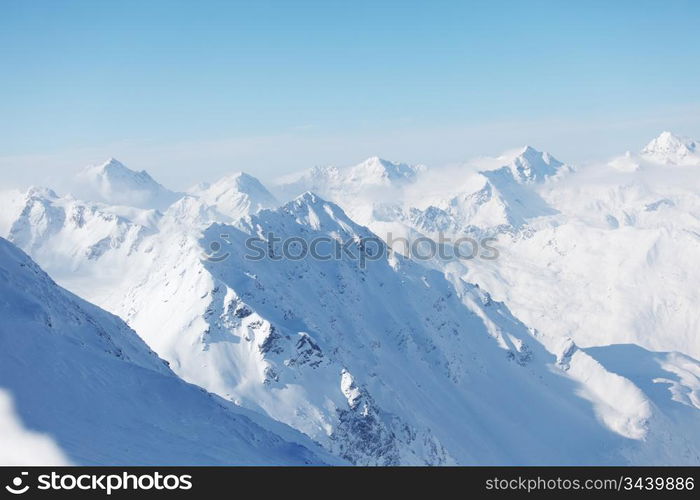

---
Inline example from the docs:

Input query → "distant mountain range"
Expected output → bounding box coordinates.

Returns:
[1,131,699,465]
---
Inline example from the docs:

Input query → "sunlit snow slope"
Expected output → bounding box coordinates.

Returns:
[2,133,700,466]
[0,237,339,465]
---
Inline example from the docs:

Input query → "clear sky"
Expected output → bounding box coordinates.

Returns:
[1,0,699,190]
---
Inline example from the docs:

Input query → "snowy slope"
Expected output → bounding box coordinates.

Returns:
[293,139,700,363]
[414,146,567,233]
[39,190,698,465]
[457,135,700,361]
[1,170,278,305]
[344,146,567,248]
[273,156,425,226]
[6,132,700,466]
[75,158,183,210]
[0,237,339,465]
[5,187,157,299]
[188,171,278,220]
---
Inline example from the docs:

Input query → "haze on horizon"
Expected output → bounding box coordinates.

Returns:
[1,0,699,191]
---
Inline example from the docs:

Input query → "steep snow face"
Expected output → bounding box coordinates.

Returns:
[245,146,700,465]
[0,237,338,465]
[395,147,565,236]
[8,134,700,466]
[362,138,700,363]
[498,146,567,184]
[75,158,183,210]
[272,157,426,232]
[641,131,700,166]
[189,171,278,220]
[437,167,558,232]
[75,192,700,465]
[446,147,566,221]
[460,150,700,361]
[310,140,700,368]
[1,173,276,325]
[6,187,156,299]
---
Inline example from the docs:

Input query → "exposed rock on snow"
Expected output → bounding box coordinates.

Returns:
[0,237,340,465]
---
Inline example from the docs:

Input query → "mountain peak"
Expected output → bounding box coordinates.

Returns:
[90,158,144,179]
[25,186,59,200]
[90,158,153,182]
[224,171,267,190]
[75,159,180,210]
[502,146,565,183]
[357,156,400,169]
[99,157,127,170]
[197,171,272,194]
[279,191,365,235]
[349,157,424,185]
[285,191,338,214]
[641,131,699,165]
[293,190,322,205]
[190,171,277,219]
[272,157,425,202]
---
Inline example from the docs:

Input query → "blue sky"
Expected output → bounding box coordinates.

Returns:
[1,0,699,189]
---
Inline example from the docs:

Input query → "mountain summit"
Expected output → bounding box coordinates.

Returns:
[189,171,278,220]
[641,131,700,165]
[75,158,182,210]
[347,156,425,185]
[273,156,425,202]
[498,146,567,184]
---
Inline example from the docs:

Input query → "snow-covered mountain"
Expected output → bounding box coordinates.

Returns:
[270,157,426,233]
[0,169,279,300]
[346,156,426,185]
[0,236,338,465]
[487,145,568,184]
[48,193,602,464]
[452,134,700,361]
[189,171,278,220]
[431,146,565,232]
[9,185,700,464]
[3,131,700,466]
[274,157,424,202]
[5,187,157,298]
[367,146,566,239]
[75,158,183,210]
[641,131,700,166]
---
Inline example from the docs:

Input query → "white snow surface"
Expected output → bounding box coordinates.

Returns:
[0,237,341,465]
[641,131,700,166]
[188,171,278,220]
[74,158,183,210]
[2,131,700,465]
